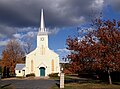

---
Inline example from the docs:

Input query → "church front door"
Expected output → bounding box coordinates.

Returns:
[39,67,45,76]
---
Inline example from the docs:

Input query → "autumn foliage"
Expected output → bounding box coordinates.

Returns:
[66,19,120,84]
[1,39,25,77]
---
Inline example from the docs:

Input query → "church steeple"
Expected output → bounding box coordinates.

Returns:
[41,9,45,32]
[37,9,48,48]
[39,9,46,33]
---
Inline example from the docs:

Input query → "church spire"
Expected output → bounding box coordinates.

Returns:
[40,9,46,32]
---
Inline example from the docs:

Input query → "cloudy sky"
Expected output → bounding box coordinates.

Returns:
[0,0,120,59]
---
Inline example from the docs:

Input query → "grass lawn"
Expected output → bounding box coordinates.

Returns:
[0,85,14,89]
[51,75,120,89]
[52,83,120,89]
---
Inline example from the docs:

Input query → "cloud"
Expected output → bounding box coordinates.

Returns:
[0,0,120,47]
[0,24,17,38]
[26,31,36,38]
[17,27,38,33]
[0,39,10,46]
[0,0,104,28]
[57,48,70,56]
[57,48,70,53]
[0,25,38,39]
[91,0,104,9]
[13,30,38,46]
[105,0,120,12]
[78,27,95,34]
[0,33,6,38]
[0,0,110,40]
[13,33,22,39]
[47,27,60,35]
[56,48,70,60]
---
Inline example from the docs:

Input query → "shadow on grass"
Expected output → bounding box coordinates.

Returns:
[55,83,60,88]
[1,84,11,89]
[113,82,120,85]
[55,75,110,85]
[53,76,120,89]
[64,77,93,84]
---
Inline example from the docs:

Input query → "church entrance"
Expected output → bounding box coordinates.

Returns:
[39,67,45,76]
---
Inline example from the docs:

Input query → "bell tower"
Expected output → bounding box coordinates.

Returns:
[37,9,48,52]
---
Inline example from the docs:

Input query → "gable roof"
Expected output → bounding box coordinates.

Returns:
[15,64,25,70]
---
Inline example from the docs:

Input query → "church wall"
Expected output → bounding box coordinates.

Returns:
[16,70,22,77]
[25,47,60,77]
[25,50,36,75]
[34,49,58,76]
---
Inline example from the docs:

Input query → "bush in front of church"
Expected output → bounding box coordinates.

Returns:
[26,73,35,77]
[48,73,59,78]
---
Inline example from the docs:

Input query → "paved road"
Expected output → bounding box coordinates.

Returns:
[1,78,58,89]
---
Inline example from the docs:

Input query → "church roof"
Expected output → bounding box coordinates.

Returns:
[15,64,25,70]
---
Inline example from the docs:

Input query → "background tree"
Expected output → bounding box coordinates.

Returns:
[66,19,120,84]
[23,37,33,54]
[92,19,120,84]
[1,39,25,77]
[23,33,34,54]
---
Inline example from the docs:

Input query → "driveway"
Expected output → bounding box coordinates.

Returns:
[1,78,58,89]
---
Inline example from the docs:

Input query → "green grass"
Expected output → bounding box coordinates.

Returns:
[49,76,60,80]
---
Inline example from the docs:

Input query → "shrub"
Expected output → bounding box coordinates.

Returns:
[48,73,59,77]
[26,73,35,77]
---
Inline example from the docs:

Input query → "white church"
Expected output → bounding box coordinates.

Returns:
[15,9,60,77]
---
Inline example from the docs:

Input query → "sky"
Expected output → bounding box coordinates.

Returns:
[0,0,120,59]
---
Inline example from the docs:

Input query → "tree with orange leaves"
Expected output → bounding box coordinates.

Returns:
[66,19,120,84]
[1,39,25,77]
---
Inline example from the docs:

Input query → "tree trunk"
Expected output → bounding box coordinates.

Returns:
[108,69,112,84]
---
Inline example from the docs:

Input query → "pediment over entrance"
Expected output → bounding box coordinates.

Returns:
[37,63,47,68]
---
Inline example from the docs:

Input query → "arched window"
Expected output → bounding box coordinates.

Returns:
[52,59,54,72]
[31,60,33,72]
[41,45,45,55]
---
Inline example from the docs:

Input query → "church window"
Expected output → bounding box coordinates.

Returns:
[19,70,21,73]
[52,59,54,72]
[31,60,33,72]
[41,45,45,55]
